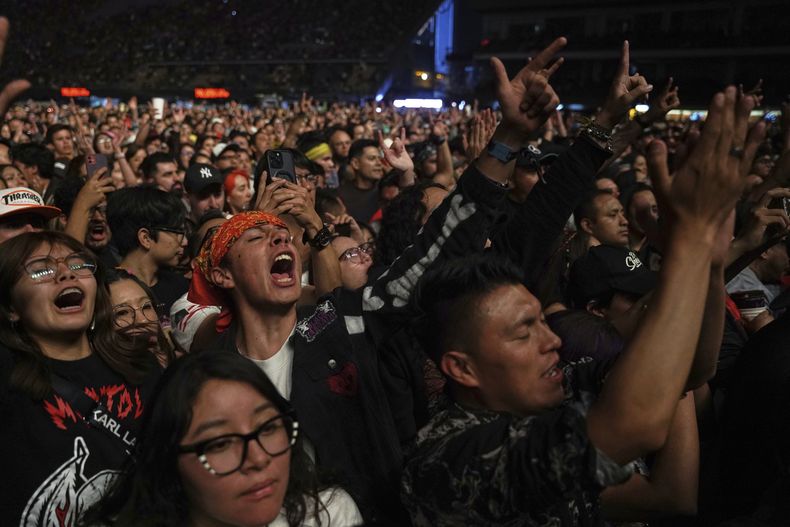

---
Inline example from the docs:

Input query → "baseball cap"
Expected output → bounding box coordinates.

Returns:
[184,163,224,195]
[569,245,657,308]
[516,144,560,170]
[0,187,61,220]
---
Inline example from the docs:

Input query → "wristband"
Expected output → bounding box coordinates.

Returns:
[302,225,332,250]
[430,134,447,146]
[486,140,519,164]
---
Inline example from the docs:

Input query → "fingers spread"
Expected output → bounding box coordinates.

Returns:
[525,36,567,73]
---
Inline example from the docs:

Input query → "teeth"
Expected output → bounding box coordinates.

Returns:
[58,287,82,298]
[274,254,292,263]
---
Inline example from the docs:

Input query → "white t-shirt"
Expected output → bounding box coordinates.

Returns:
[249,325,296,399]
[269,487,363,527]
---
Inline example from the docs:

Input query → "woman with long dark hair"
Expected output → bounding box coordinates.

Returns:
[0,231,159,525]
[83,352,362,526]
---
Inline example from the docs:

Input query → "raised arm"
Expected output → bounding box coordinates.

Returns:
[586,87,760,465]
[364,38,567,316]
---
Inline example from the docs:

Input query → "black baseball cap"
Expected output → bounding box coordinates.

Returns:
[569,245,657,307]
[184,163,223,195]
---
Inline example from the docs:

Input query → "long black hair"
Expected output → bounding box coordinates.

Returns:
[81,352,326,527]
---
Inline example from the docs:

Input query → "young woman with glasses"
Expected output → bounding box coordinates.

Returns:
[83,352,362,526]
[106,268,179,366]
[0,231,159,525]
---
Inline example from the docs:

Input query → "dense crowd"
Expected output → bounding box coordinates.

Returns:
[3,13,790,527]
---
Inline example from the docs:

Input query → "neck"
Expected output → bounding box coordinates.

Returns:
[235,301,297,361]
[354,176,375,191]
[507,190,529,204]
[35,331,92,361]
[629,232,646,252]
[120,251,159,286]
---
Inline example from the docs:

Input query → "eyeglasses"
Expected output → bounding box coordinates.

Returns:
[90,204,107,216]
[296,174,318,183]
[338,242,374,263]
[179,413,299,476]
[112,301,163,328]
[24,253,97,282]
[152,226,187,244]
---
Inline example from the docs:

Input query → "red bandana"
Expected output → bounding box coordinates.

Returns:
[188,211,287,332]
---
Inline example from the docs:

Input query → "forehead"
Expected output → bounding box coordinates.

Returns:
[594,194,622,212]
[27,242,73,259]
[478,283,540,329]
[109,278,148,303]
[330,236,357,253]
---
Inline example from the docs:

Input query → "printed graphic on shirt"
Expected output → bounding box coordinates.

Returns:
[296,300,337,342]
[43,383,144,434]
[20,436,118,527]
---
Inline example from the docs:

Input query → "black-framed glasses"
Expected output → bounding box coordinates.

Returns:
[338,242,374,263]
[296,173,318,183]
[24,253,97,282]
[151,226,187,244]
[112,301,163,328]
[179,413,299,476]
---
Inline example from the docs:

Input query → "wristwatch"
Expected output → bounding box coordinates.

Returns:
[302,225,332,250]
[486,140,519,164]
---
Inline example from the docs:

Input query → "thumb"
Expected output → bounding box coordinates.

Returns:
[0,79,31,116]
[647,139,671,203]
[490,57,510,94]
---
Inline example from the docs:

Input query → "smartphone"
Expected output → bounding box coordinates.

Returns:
[334,223,352,237]
[86,153,109,179]
[730,290,769,311]
[265,149,296,184]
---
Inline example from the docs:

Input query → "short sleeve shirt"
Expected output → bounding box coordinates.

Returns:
[401,359,632,526]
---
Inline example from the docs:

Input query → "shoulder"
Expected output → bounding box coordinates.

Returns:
[316,487,363,526]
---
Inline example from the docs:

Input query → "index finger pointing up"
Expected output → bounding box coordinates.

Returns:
[616,40,630,80]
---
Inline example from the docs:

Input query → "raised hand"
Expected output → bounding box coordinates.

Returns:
[643,77,680,123]
[464,109,496,160]
[379,129,414,172]
[489,36,566,137]
[598,41,654,128]
[0,17,30,119]
[647,87,762,238]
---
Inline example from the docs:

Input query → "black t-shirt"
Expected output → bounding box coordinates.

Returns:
[151,269,190,314]
[337,181,379,224]
[0,349,159,526]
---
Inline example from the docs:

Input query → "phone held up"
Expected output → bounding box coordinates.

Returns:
[265,149,296,184]
[85,153,109,179]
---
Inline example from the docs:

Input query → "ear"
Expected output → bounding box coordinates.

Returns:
[586,301,606,318]
[759,249,770,261]
[137,227,154,251]
[210,265,235,290]
[440,351,480,389]
[349,157,360,171]
[57,214,68,229]
[579,217,595,236]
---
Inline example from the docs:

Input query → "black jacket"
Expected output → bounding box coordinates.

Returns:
[212,163,510,525]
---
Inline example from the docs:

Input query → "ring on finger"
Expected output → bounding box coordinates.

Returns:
[729,146,745,159]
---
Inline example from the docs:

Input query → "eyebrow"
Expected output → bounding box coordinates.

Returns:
[190,402,275,438]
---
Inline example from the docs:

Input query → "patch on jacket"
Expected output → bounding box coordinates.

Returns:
[327,362,358,396]
[295,300,337,342]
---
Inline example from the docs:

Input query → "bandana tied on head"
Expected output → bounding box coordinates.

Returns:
[304,143,331,162]
[188,210,288,332]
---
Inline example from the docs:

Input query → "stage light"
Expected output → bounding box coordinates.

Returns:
[393,98,443,109]
[635,104,649,113]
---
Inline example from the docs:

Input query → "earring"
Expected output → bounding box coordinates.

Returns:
[89,318,96,332]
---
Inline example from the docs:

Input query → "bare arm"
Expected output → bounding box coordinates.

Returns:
[64,168,114,244]
[587,84,759,464]
[601,394,698,520]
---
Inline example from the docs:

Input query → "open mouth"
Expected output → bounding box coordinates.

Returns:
[541,362,563,381]
[54,287,85,311]
[88,222,107,242]
[270,253,295,285]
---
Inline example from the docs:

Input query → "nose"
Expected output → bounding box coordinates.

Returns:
[210,195,223,210]
[541,326,562,354]
[55,260,77,282]
[271,229,291,246]
[241,437,272,473]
